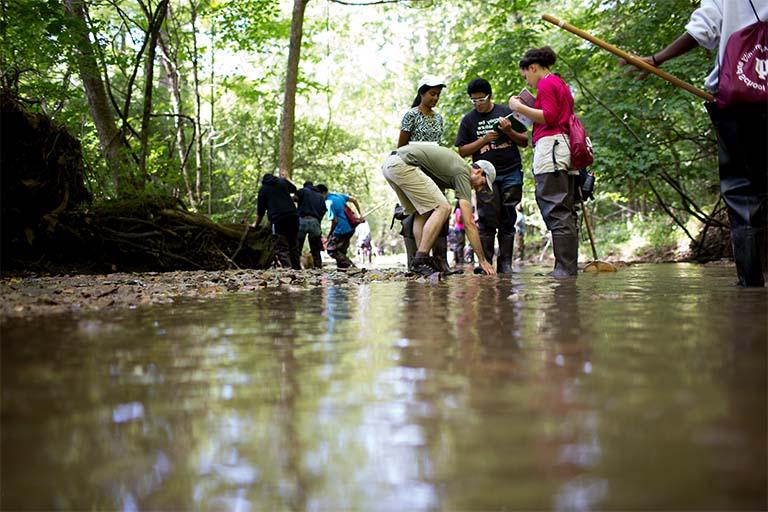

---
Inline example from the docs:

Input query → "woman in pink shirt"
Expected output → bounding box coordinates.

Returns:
[509,46,579,277]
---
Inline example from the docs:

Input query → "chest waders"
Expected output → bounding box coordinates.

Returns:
[539,138,579,277]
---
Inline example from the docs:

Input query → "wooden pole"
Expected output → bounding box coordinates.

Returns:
[541,14,714,102]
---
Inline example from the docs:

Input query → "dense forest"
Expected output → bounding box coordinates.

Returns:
[1,0,729,271]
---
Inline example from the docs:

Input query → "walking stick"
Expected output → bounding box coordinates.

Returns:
[578,189,617,273]
[541,14,714,102]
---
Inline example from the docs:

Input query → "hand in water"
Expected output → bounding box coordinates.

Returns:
[479,260,496,275]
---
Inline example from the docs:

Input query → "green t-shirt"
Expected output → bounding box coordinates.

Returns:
[395,144,472,202]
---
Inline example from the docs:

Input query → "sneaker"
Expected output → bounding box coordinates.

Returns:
[411,261,439,277]
[410,256,440,277]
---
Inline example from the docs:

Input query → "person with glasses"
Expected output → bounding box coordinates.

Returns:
[509,46,579,277]
[396,75,454,273]
[382,144,497,276]
[455,78,529,274]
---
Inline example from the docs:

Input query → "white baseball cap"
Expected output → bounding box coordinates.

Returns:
[418,75,446,89]
[472,160,496,193]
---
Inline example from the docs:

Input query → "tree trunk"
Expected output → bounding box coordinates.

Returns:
[138,0,169,183]
[63,0,137,195]
[208,20,216,215]
[190,0,204,206]
[278,0,309,179]
[158,25,196,209]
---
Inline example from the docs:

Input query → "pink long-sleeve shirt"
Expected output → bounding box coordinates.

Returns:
[532,74,574,145]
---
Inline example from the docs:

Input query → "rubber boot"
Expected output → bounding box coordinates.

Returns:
[432,236,462,275]
[432,235,449,271]
[404,237,417,269]
[758,228,768,285]
[551,234,578,277]
[474,235,496,274]
[731,229,765,287]
[497,233,515,274]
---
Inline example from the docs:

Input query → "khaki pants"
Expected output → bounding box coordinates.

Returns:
[382,153,448,215]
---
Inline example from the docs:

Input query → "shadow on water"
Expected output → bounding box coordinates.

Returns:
[1,264,766,511]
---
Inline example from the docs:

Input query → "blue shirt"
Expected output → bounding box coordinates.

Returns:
[326,193,352,235]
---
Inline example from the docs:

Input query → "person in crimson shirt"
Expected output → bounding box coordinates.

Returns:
[509,46,580,277]
[455,78,528,274]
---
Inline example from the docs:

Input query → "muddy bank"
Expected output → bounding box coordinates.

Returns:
[0,267,421,320]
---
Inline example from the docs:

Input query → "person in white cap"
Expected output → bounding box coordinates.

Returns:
[397,75,454,273]
[398,75,446,147]
[382,144,497,276]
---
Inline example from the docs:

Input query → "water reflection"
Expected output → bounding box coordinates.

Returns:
[1,264,765,510]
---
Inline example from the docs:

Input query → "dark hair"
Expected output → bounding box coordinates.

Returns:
[519,46,557,69]
[467,78,492,96]
[303,181,313,187]
[411,84,444,108]
[316,184,328,194]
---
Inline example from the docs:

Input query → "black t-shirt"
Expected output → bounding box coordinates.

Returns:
[296,186,327,220]
[454,104,524,176]
[257,175,298,223]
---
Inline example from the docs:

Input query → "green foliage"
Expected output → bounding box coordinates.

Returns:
[5,0,723,258]
[211,0,285,52]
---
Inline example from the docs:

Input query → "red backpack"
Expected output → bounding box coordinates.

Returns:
[565,112,594,170]
[715,1,768,108]
[344,204,362,230]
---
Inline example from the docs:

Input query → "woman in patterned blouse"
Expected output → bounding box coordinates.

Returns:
[396,75,457,274]
[397,75,446,147]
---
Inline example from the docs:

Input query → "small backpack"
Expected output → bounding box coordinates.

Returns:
[715,0,768,108]
[344,204,362,230]
[565,112,594,170]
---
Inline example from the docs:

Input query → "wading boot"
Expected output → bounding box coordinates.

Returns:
[758,228,768,285]
[731,229,765,287]
[497,233,515,274]
[474,234,496,274]
[551,234,579,277]
[432,236,463,275]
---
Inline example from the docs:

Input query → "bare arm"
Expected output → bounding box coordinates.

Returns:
[397,131,411,148]
[624,33,699,72]
[348,196,362,216]
[459,198,495,275]
[651,32,700,66]
[327,219,337,243]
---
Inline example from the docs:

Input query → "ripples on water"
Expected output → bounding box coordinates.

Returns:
[2,264,766,511]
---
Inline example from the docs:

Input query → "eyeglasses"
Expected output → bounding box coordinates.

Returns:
[469,94,490,104]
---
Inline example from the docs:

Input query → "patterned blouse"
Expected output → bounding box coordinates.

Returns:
[400,107,444,144]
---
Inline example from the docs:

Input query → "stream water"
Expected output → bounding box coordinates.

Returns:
[2,263,766,510]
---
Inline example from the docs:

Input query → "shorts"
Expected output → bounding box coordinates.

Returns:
[533,134,579,175]
[381,153,448,215]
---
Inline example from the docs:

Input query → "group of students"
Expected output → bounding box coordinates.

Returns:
[256,0,766,287]
[253,176,363,270]
[383,45,582,278]
[385,0,768,287]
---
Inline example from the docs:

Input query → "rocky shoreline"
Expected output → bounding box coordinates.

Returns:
[0,267,417,320]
